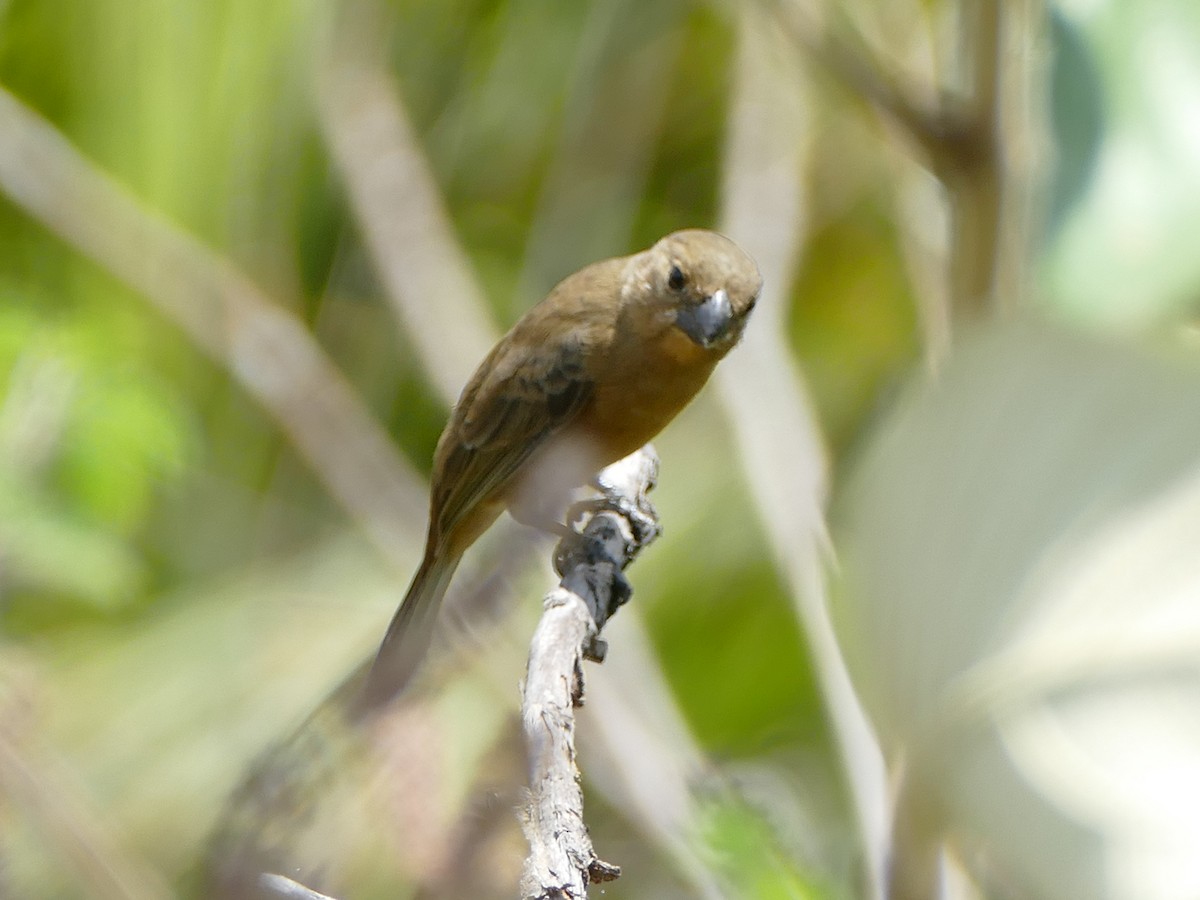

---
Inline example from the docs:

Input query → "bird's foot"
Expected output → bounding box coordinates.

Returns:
[568,484,661,547]
[553,525,608,578]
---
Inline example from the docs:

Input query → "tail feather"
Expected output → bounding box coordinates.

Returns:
[352,549,461,717]
[206,548,462,894]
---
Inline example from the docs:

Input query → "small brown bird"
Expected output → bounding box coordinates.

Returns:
[360,229,761,709]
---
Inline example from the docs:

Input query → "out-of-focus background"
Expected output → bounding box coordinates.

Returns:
[2,0,1200,898]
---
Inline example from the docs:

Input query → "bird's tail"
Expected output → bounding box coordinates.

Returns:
[353,547,461,718]
[206,548,461,896]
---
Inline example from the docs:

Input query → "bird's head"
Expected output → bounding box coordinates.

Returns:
[628,229,762,354]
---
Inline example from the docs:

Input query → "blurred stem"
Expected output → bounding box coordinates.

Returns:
[413,718,527,897]
[316,0,499,406]
[944,0,1003,319]
[893,165,954,369]
[718,8,889,900]
[514,0,684,299]
[888,770,941,900]
[774,0,1009,332]
[0,85,426,567]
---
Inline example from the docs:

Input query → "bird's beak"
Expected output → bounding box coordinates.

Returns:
[675,288,734,348]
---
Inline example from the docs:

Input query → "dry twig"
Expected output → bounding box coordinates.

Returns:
[257,873,339,900]
[772,0,1006,320]
[520,447,661,900]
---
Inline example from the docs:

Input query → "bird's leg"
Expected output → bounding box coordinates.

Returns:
[507,500,575,544]
[506,499,595,576]
[554,514,634,630]
[509,461,659,582]
[551,521,610,580]
[567,473,662,546]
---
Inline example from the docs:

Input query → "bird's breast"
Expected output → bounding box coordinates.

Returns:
[574,328,719,464]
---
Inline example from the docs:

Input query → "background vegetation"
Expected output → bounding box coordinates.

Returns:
[1,0,1199,897]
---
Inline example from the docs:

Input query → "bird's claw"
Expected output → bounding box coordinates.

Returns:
[567,490,661,547]
[553,527,591,577]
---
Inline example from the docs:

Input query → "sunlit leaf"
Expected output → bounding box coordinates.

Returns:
[836,320,1200,899]
[1043,0,1200,327]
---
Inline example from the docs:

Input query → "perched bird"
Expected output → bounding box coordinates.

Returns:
[208,230,760,895]
[360,228,762,710]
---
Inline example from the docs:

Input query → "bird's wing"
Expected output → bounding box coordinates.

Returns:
[431,330,594,541]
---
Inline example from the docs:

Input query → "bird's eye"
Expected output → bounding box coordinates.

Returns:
[667,264,686,291]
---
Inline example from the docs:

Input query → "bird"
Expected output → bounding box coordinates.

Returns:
[207,230,760,895]
[358,228,762,711]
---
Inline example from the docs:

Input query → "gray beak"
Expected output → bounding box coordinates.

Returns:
[675,288,734,348]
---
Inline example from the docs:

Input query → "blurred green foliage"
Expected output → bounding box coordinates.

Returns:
[0,0,1196,897]
[699,797,838,900]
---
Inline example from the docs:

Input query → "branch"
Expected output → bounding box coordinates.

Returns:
[520,447,661,900]
[772,0,992,180]
[258,874,339,900]
[771,0,1007,318]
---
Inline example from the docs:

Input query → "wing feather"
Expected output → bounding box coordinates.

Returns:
[431,335,593,539]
